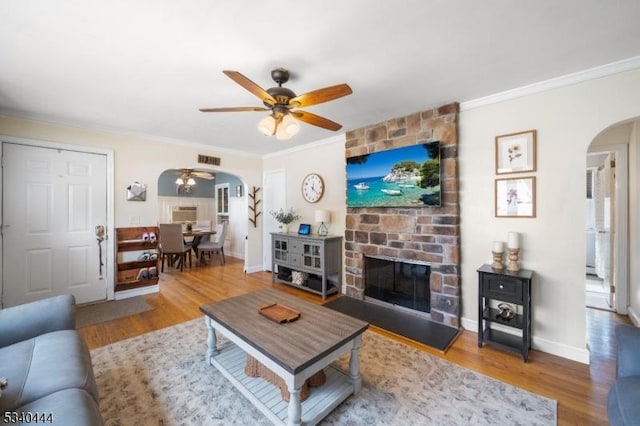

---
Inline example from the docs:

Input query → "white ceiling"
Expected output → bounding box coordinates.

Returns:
[1,1,640,156]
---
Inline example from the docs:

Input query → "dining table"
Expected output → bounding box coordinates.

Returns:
[182,229,216,264]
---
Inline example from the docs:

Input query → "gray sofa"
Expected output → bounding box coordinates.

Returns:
[0,295,104,425]
[608,324,640,425]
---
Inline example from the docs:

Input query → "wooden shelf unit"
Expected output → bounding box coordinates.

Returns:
[115,227,160,293]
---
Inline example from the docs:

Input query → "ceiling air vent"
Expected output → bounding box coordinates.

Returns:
[198,154,221,166]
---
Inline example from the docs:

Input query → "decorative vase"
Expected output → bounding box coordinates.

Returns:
[280,224,289,233]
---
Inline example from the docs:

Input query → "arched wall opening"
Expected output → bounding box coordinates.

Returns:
[586,117,640,323]
[157,168,249,269]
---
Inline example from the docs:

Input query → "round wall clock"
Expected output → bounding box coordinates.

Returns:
[301,173,325,203]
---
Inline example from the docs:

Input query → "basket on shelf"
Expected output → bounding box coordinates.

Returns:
[291,271,308,285]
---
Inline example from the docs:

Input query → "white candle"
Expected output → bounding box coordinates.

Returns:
[507,232,520,249]
[493,241,504,253]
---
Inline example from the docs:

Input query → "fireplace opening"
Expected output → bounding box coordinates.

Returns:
[364,256,431,313]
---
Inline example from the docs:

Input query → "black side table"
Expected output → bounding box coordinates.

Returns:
[477,264,533,362]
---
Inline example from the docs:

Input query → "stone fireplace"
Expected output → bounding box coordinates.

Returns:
[344,103,460,327]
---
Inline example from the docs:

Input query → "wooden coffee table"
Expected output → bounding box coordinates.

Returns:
[200,289,369,426]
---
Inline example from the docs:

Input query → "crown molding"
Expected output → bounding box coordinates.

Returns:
[261,133,346,159]
[460,56,640,111]
[0,110,261,159]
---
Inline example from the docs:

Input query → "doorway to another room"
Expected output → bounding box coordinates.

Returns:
[585,139,629,314]
[585,153,613,311]
[156,169,247,267]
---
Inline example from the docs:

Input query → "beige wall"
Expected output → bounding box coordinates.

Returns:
[458,67,640,362]
[0,117,265,273]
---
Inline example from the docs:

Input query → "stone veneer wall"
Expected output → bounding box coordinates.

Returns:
[344,102,460,327]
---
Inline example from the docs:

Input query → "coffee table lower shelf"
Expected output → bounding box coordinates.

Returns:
[211,343,354,426]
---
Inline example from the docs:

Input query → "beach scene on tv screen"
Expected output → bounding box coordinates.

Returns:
[346,142,441,208]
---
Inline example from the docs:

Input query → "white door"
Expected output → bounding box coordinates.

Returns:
[262,169,286,271]
[606,155,616,308]
[2,142,108,307]
[593,153,616,309]
[587,143,629,314]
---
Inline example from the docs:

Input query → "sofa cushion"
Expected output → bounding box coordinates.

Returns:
[0,330,98,412]
[608,375,640,426]
[12,388,103,426]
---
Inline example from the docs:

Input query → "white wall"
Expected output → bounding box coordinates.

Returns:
[262,135,347,238]
[0,117,264,271]
[459,67,640,362]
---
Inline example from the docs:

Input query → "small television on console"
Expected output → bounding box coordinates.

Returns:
[346,141,441,208]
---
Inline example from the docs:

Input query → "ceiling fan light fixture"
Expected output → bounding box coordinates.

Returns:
[258,115,276,136]
[176,178,184,185]
[275,115,299,140]
[187,177,196,186]
[281,114,300,137]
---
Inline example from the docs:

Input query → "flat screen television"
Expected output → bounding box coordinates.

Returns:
[346,141,441,208]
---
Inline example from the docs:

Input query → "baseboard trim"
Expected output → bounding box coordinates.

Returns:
[628,306,640,327]
[245,265,265,274]
[461,317,590,364]
[115,285,159,300]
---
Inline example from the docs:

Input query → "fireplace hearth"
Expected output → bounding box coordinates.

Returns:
[365,256,430,314]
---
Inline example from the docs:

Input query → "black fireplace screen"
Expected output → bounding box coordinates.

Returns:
[364,256,430,313]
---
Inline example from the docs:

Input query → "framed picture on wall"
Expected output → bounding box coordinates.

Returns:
[495,176,536,218]
[495,130,537,175]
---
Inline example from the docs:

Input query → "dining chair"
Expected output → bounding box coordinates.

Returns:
[197,222,228,265]
[159,223,192,272]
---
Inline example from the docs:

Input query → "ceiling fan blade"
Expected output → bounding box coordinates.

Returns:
[291,110,343,131]
[223,70,276,106]
[199,106,269,112]
[289,84,352,108]
[192,171,215,180]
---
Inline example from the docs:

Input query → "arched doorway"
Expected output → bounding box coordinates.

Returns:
[585,119,637,314]
[157,168,248,268]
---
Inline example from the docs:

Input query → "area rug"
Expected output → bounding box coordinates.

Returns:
[324,296,460,351]
[91,318,557,425]
[76,296,153,328]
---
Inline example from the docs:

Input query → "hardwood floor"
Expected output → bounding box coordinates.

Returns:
[79,258,630,425]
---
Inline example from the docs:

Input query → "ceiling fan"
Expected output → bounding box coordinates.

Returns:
[174,168,215,181]
[173,168,214,193]
[199,68,352,140]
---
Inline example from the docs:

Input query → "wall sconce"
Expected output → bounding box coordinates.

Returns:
[315,209,330,236]
[236,185,243,197]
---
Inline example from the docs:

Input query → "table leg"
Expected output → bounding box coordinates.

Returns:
[192,236,202,262]
[204,316,218,365]
[349,334,363,394]
[287,387,302,426]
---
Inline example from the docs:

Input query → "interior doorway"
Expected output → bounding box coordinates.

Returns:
[156,168,247,267]
[585,142,629,314]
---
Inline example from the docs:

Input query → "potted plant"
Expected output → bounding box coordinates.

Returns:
[270,208,300,233]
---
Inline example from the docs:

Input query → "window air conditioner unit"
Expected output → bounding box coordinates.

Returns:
[171,206,197,223]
